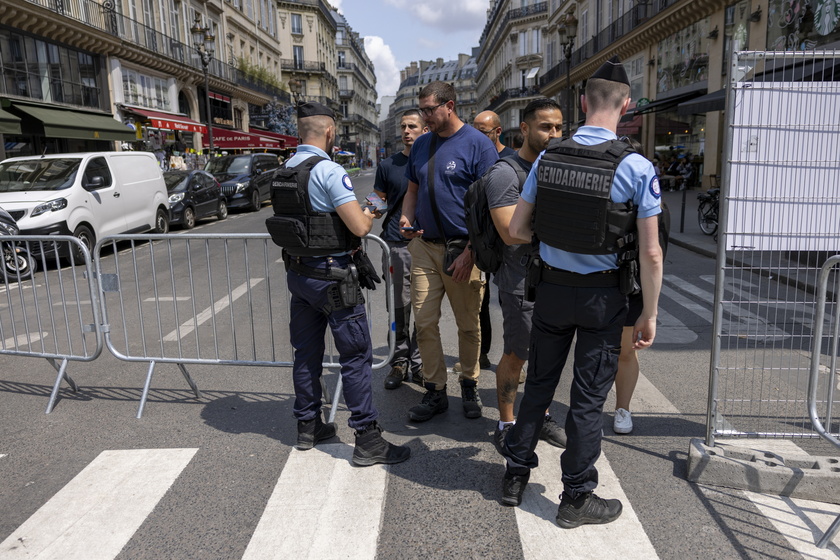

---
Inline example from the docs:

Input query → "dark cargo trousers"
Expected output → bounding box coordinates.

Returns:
[287,255,378,430]
[503,281,627,499]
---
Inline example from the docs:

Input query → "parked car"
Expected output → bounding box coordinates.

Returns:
[0,152,170,261]
[164,170,228,229]
[205,153,280,212]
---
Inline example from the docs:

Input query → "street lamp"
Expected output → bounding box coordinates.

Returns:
[191,14,216,152]
[288,79,303,106]
[558,12,578,138]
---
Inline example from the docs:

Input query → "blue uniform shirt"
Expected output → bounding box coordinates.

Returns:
[521,126,661,273]
[406,126,498,238]
[285,144,357,213]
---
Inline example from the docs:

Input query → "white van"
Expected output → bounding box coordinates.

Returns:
[0,152,170,259]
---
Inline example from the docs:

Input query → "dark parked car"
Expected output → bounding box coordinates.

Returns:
[164,170,228,229]
[205,153,280,211]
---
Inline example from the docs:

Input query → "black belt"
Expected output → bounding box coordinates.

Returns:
[422,236,468,245]
[286,258,351,281]
[540,263,619,288]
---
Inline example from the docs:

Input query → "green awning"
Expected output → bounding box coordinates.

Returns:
[10,102,135,141]
[0,107,21,135]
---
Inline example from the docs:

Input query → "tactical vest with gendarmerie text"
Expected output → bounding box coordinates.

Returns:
[265,155,360,256]
[534,138,637,255]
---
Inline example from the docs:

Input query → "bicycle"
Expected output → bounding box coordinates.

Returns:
[697,188,719,236]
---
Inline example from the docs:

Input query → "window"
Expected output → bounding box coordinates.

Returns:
[83,157,112,189]
[121,68,170,110]
[340,101,348,117]
[519,32,526,56]
[339,76,347,90]
[291,13,302,34]
[293,46,304,69]
[338,51,346,68]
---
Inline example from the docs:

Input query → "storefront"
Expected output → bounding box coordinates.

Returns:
[203,127,283,151]
[121,106,206,151]
[0,97,135,159]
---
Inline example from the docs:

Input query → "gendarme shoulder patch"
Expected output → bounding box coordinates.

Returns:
[342,174,353,191]
[649,176,661,199]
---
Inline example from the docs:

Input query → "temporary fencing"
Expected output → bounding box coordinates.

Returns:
[0,235,102,413]
[1,232,394,419]
[808,255,840,548]
[706,51,840,444]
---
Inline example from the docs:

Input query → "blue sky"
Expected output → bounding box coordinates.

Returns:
[332,0,488,100]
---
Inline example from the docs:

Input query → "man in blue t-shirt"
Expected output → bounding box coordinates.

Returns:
[400,81,499,422]
[373,109,428,390]
[499,57,663,527]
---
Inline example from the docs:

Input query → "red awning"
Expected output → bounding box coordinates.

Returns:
[254,129,299,148]
[204,127,283,149]
[126,107,206,134]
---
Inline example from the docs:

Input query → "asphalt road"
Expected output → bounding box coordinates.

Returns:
[0,168,838,559]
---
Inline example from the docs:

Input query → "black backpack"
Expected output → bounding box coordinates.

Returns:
[464,156,530,273]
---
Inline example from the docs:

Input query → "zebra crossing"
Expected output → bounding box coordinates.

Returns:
[2,272,839,558]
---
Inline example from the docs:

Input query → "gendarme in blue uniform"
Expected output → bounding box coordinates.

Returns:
[285,143,377,430]
[503,125,661,500]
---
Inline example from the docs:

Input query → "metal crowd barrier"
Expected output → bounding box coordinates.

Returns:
[0,235,103,413]
[93,233,394,418]
[808,255,840,548]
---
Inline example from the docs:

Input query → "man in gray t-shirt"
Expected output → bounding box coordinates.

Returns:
[486,99,567,453]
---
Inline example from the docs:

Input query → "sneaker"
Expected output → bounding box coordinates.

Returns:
[501,467,530,507]
[539,415,567,448]
[555,492,623,528]
[493,423,513,455]
[613,408,633,434]
[479,353,492,369]
[460,379,483,419]
[296,414,337,450]
[384,363,406,390]
[408,386,448,422]
[352,422,411,467]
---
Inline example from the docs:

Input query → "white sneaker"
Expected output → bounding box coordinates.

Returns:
[613,408,633,434]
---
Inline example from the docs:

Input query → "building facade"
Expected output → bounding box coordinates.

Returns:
[333,12,379,167]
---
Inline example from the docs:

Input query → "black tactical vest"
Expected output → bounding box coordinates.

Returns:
[265,155,360,256]
[534,138,637,255]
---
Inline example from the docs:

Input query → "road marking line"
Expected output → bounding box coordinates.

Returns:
[143,297,191,302]
[654,307,697,344]
[517,442,660,559]
[2,333,45,350]
[243,443,387,560]
[162,278,263,341]
[0,448,197,560]
[0,454,6,459]
[736,440,840,558]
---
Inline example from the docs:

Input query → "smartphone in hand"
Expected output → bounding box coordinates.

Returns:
[365,193,387,212]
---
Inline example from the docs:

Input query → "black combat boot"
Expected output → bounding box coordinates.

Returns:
[460,379,483,419]
[407,385,448,422]
[296,413,337,451]
[352,422,411,467]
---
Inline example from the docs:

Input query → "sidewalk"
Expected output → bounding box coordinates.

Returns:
[661,187,718,259]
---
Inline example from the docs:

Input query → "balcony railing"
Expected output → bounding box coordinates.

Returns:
[20,0,290,100]
[337,62,374,89]
[342,113,379,131]
[540,0,680,89]
[486,86,542,113]
[281,59,327,72]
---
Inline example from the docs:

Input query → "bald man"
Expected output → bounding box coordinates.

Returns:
[474,110,516,158]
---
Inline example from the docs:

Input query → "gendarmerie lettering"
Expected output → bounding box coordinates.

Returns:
[537,160,612,196]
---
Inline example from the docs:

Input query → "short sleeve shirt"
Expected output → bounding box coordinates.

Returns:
[520,126,661,273]
[484,155,533,294]
[285,144,356,213]
[373,151,409,243]
[406,126,499,238]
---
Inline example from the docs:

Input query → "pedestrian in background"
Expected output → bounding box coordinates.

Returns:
[374,109,428,390]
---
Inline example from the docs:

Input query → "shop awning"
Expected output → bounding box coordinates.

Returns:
[677,89,726,115]
[252,128,299,148]
[629,89,707,115]
[7,100,136,141]
[204,127,283,149]
[125,107,206,134]
[0,107,21,135]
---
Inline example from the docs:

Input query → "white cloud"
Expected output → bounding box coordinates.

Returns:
[329,0,344,13]
[364,36,401,101]
[384,0,486,33]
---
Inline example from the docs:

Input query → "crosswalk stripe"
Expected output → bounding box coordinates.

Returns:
[242,443,387,559]
[653,306,697,344]
[516,442,660,559]
[0,448,197,560]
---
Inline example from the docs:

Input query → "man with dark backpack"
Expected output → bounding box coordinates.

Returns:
[468,98,567,452]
